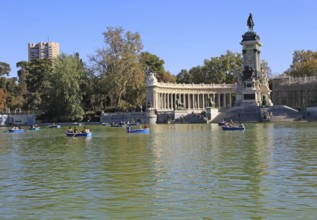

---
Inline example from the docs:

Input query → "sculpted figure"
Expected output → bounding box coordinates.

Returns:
[247,13,254,31]
[208,97,214,108]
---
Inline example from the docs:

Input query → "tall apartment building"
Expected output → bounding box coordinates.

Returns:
[28,42,60,61]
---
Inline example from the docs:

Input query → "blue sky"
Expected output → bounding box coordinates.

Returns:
[1,0,317,77]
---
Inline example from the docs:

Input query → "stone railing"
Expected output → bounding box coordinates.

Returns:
[274,75,317,85]
[154,82,237,89]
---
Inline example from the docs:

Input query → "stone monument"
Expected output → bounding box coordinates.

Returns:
[145,71,158,124]
[206,96,218,121]
[235,13,273,107]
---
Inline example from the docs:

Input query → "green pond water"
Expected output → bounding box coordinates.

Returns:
[0,123,317,219]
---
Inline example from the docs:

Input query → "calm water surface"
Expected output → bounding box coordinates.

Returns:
[0,123,317,219]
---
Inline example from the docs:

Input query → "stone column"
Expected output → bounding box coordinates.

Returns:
[202,94,205,109]
[187,93,190,109]
[229,93,231,107]
[223,93,226,107]
[218,93,221,108]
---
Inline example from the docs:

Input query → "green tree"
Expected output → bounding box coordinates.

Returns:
[286,50,317,77]
[0,62,24,111]
[3,77,24,111]
[0,62,11,77]
[203,50,242,84]
[176,50,243,84]
[81,67,105,112]
[0,88,5,111]
[0,62,11,90]
[23,59,53,110]
[90,27,145,110]
[139,52,175,83]
[176,69,191,83]
[45,53,85,121]
[189,66,205,83]
[16,61,29,110]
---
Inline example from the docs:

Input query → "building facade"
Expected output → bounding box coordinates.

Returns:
[272,75,317,110]
[28,42,60,61]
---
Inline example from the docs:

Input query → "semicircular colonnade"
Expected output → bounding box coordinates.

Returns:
[146,81,237,112]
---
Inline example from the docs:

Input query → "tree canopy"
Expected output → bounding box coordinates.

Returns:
[286,50,317,77]
[90,27,144,111]
[176,50,243,84]
[0,62,11,77]
[44,53,85,121]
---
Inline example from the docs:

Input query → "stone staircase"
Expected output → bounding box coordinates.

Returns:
[212,106,262,123]
[211,105,303,123]
[171,105,306,124]
[269,105,303,122]
[173,112,207,123]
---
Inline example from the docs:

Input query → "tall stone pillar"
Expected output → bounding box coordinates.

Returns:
[145,72,158,124]
[235,13,273,107]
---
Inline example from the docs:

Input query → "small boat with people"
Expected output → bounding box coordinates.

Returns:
[222,122,245,131]
[65,132,92,137]
[65,126,92,137]
[126,124,150,134]
[9,127,25,133]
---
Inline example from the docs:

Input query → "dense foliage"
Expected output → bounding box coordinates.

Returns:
[286,50,317,77]
[176,51,243,84]
[44,53,85,121]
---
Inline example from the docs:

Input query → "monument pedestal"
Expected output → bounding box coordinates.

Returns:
[146,108,157,124]
[174,109,188,120]
[206,107,219,121]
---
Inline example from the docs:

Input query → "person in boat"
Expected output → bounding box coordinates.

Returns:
[73,127,78,133]
[67,126,73,133]
[81,126,90,133]
[239,122,244,128]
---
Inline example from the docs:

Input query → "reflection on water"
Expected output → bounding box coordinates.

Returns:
[0,123,317,219]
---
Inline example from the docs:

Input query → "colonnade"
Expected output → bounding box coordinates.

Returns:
[154,91,234,111]
[145,73,237,112]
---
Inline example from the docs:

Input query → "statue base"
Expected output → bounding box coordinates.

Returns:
[146,108,157,124]
[206,107,219,121]
[174,109,188,120]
